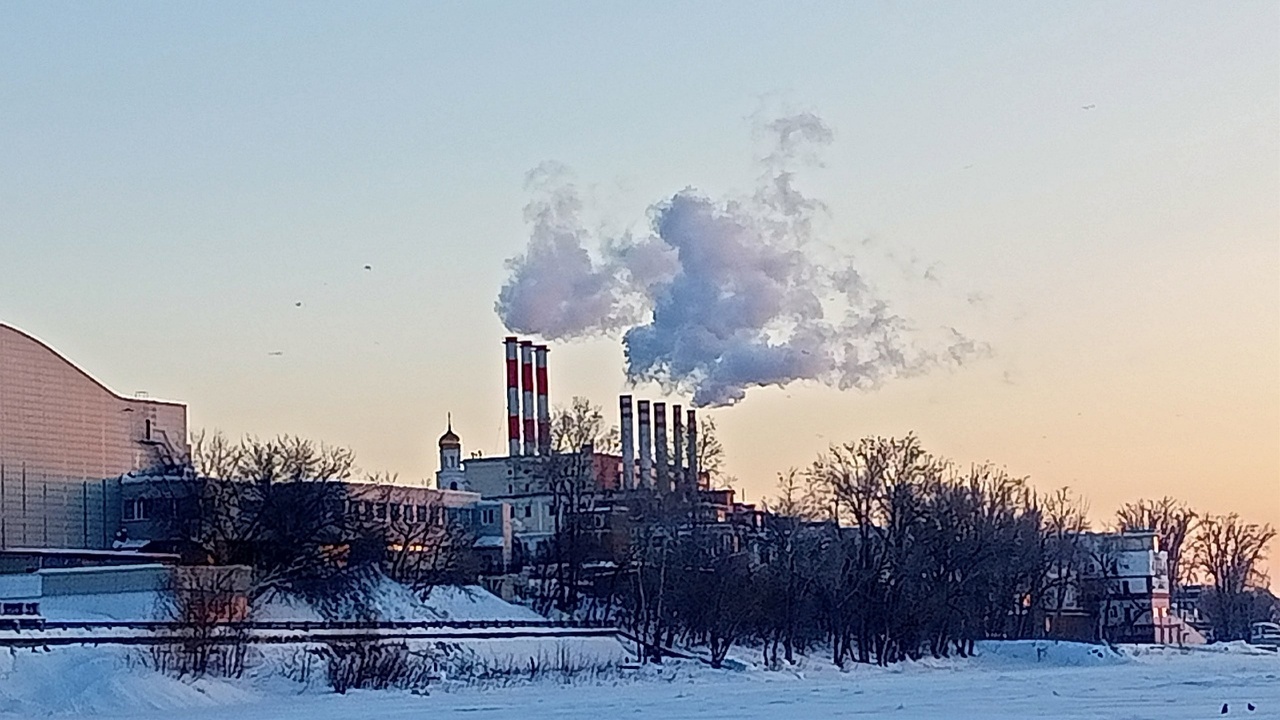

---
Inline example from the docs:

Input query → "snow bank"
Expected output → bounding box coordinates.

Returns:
[254,577,545,624]
[971,640,1128,667]
[0,646,252,716]
[422,586,545,622]
[1123,640,1280,658]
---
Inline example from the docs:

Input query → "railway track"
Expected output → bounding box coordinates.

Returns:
[0,619,621,648]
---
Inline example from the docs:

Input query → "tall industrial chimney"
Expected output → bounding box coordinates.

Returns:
[672,404,684,492]
[654,402,669,492]
[505,337,520,458]
[686,408,698,491]
[520,341,536,456]
[620,395,635,489]
[535,345,550,455]
[637,400,652,489]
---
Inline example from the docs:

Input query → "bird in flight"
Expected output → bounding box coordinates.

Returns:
[1082,104,1096,110]
[294,302,303,308]
[267,351,284,357]
[364,264,372,271]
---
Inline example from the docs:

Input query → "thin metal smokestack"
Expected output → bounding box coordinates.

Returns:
[619,395,635,489]
[520,341,535,456]
[535,345,550,455]
[505,337,520,457]
[654,402,669,493]
[637,400,652,489]
[672,404,684,492]
[686,408,698,491]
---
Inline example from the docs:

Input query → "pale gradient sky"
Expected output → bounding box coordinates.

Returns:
[1,3,1276,563]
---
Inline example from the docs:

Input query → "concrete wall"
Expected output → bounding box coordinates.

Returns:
[0,324,188,550]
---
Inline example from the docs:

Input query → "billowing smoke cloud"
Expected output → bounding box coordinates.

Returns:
[495,115,987,406]
[495,162,632,339]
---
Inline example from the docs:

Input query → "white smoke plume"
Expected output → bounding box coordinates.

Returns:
[495,115,987,407]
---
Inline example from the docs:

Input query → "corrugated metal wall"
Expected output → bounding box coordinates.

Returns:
[0,465,120,549]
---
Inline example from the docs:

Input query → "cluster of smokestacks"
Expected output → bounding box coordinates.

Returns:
[505,336,550,457]
[619,395,698,493]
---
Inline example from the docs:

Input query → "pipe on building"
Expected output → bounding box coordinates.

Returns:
[653,402,669,492]
[505,337,520,458]
[620,395,635,490]
[520,341,536,456]
[637,400,652,489]
[535,345,550,455]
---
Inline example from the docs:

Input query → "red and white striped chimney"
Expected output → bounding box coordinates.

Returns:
[520,341,536,456]
[535,345,550,455]
[505,337,520,458]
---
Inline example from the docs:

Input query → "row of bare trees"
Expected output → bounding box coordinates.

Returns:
[147,431,475,605]
[569,433,1274,667]
[1116,497,1276,642]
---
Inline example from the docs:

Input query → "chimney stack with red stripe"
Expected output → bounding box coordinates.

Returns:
[505,337,521,457]
[520,341,536,456]
[535,345,550,455]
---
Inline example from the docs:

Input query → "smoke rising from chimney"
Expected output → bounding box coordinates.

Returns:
[495,114,988,407]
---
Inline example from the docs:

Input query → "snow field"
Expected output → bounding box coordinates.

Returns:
[2,639,1277,719]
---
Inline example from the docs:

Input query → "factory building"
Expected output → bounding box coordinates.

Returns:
[436,335,762,564]
[0,323,189,550]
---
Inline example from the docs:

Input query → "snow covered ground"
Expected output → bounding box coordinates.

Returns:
[0,640,1276,719]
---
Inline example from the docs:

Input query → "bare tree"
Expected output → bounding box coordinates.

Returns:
[759,469,817,665]
[1041,488,1091,638]
[181,431,361,599]
[356,485,477,591]
[696,416,726,483]
[1116,497,1197,596]
[1191,513,1275,641]
[527,446,597,614]
[550,397,619,454]
[154,565,253,678]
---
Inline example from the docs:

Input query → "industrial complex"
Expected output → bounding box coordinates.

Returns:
[0,322,1203,645]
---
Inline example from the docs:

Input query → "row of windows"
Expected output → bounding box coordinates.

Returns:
[346,500,443,525]
[123,497,176,521]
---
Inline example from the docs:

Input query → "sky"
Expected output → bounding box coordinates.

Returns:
[1,2,1276,562]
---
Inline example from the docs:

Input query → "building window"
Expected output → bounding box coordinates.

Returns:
[390,504,401,521]
[482,508,496,524]
[375,503,387,520]
[450,482,458,490]
[524,505,532,518]
[123,498,147,521]
[416,505,428,522]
